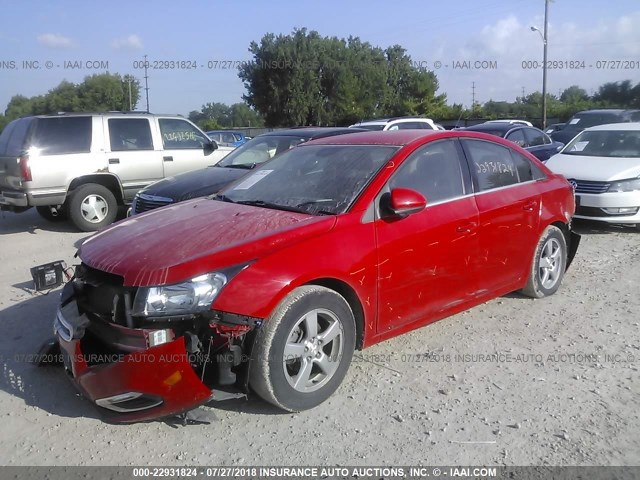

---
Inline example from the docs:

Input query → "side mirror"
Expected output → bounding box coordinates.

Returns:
[381,188,427,218]
[205,140,218,151]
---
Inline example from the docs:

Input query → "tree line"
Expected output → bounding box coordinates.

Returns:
[0,73,141,131]
[3,28,640,132]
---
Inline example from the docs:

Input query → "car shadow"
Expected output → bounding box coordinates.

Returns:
[0,206,129,235]
[572,219,638,235]
[0,288,100,420]
[0,209,79,235]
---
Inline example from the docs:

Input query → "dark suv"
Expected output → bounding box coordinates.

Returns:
[550,109,640,145]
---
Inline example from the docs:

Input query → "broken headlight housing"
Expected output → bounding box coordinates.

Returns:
[132,272,227,317]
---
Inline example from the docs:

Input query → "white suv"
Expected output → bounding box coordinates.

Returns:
[0,113,233,231]
[350,117,439,131]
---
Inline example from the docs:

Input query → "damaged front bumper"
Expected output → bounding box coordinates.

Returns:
[51,273,258,423]
[55,300,214,422]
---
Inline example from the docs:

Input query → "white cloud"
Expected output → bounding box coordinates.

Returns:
[438,11,640,106]
[37,33,73,48]
[112,34,143,50]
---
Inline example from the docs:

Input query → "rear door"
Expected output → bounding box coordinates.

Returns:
[104,117,163,202]
[157,118,230,177]
[461,139,542,293]
[375,139,480,333]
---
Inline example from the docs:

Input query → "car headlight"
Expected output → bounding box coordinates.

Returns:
[607,178,640,193]
[132,272,227,317]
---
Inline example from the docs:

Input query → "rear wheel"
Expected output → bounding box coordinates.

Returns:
[36,205,67,222]
[66,183,118,231]
[522,225,567,298]
[249,285,356,412]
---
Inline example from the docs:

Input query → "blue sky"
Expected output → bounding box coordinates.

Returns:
[1,0,639,117]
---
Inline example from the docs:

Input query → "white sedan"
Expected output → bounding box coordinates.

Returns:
[546,123,640,230]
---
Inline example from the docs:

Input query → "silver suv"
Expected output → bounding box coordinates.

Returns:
[0,113,232,231]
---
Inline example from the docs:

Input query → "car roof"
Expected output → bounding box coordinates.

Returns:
[463,123,514,133]
[259,127,364,139]
[573,109,637,115]
[584,122,640,132]
[302,129,516,147]
[352,117,433,125]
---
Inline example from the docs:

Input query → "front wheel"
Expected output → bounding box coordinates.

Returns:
[249,285,356,412]
[66,183,118,232]
[522,225,567,298]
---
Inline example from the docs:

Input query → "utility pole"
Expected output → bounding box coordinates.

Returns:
[522,86,525,99]
[471,82,476,109]
[144,54,150,113]
[530,0,549,129]
[542,0,549,129]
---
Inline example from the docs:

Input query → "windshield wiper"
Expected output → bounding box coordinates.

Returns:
[235,200,308,214]
[212,193,235,203]
[219,163,256,170]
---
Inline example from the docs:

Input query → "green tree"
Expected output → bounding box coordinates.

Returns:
[238,29,445,127]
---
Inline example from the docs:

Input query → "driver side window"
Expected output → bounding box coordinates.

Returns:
[389,140,465,204]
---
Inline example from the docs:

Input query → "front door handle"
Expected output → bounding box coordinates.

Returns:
[456,222,477,233]
[108,158,119,164]
[163,156,173,162]
[523,201,537,211]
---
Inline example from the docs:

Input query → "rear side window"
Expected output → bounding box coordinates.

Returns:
[463,139,520,191]
[506,129,527,147]
[159,118,210,149]
[108,118,153,151]
[30,117,92,155]
[524,128,547,146]
[0,118,32,155]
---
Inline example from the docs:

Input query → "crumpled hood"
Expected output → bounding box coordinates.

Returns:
[138,166,248,201]
[79,198,336,286]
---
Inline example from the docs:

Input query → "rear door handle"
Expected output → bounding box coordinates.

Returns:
[456,222,477,233]
[108,158,119,164]
[523,201,537,211]
[163,156,173,162]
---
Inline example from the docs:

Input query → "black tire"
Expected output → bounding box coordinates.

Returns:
[249,285,356,412]
[36,205,67,222]
[66,183,118,232]
[522,225,567,298]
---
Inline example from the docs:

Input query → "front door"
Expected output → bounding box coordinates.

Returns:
[375,139,480,334]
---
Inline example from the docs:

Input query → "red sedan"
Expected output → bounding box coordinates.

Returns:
[52,130,579,421]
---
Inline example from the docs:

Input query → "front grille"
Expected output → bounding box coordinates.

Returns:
[571,179,610,194]
[132,193,174,214]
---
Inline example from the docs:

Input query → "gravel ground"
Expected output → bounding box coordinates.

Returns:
[0,209,638,467]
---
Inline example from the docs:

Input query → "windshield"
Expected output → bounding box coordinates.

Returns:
[562,130,640,158]
[218,144,399,215]
[217,135,308,168]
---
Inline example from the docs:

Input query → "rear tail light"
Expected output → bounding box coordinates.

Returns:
[19,155,32,182]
